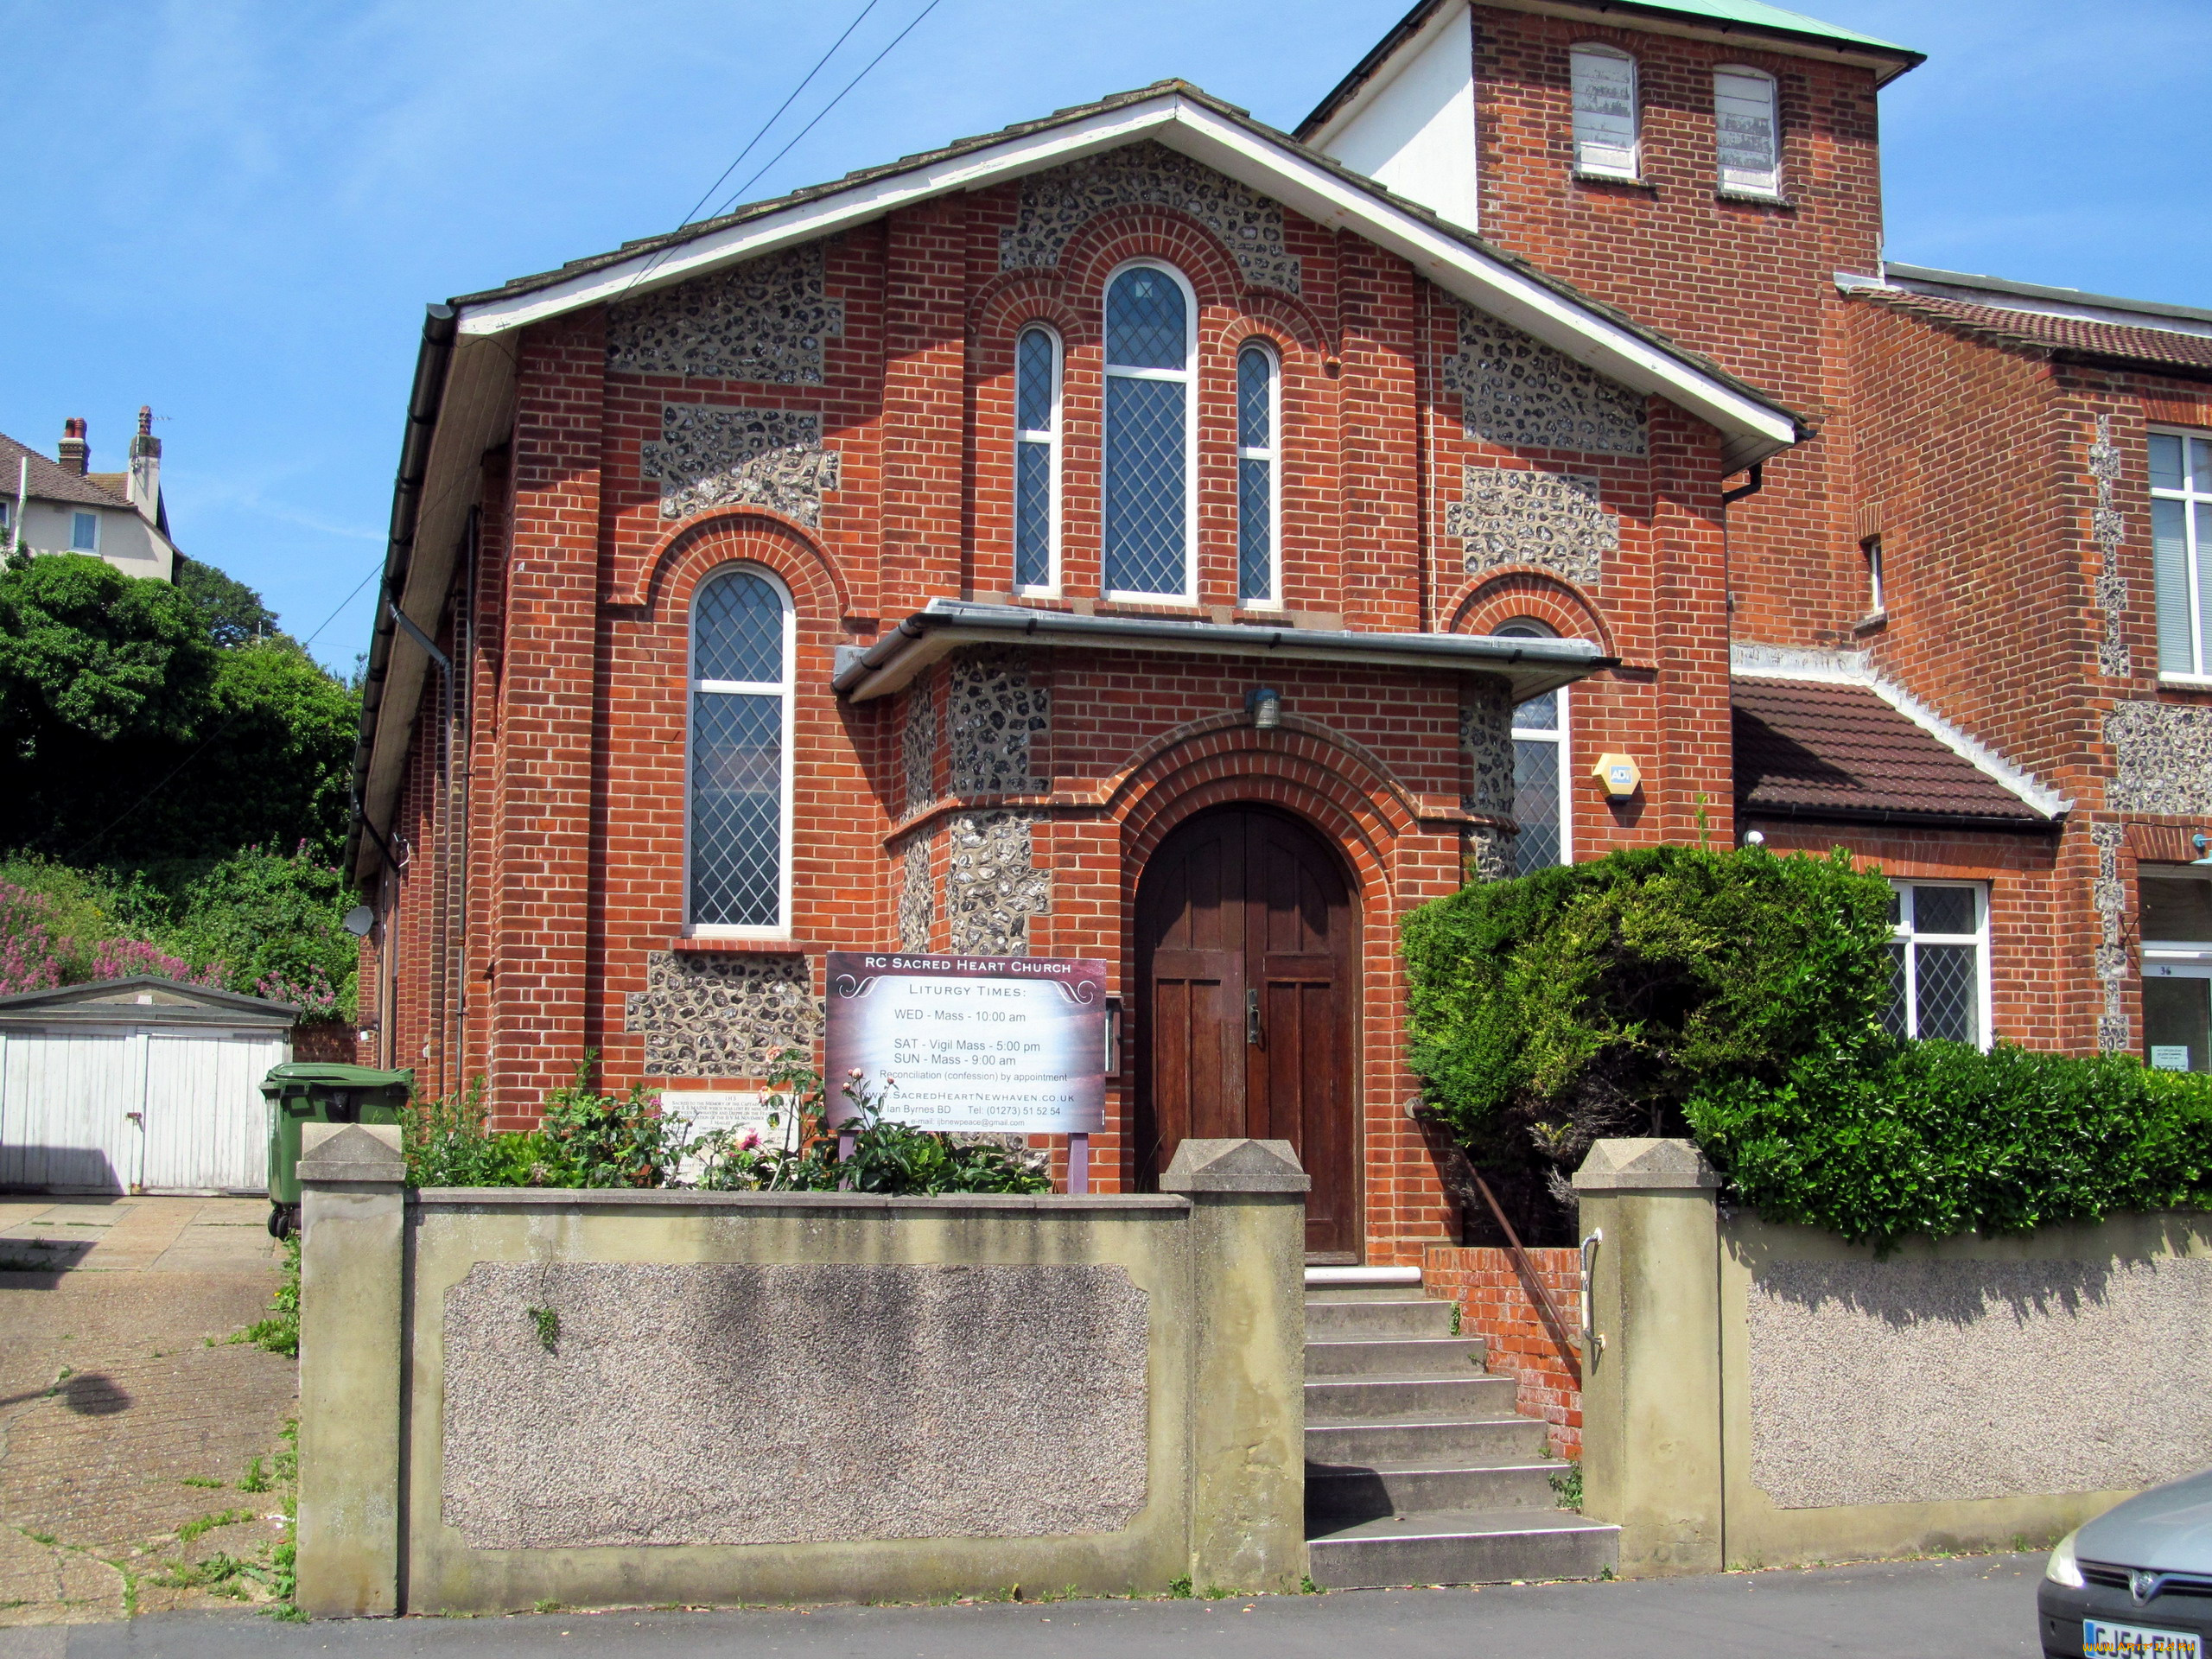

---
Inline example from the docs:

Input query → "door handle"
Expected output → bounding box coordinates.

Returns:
[1246,988,1262,1047]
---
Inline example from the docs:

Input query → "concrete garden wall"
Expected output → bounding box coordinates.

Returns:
[1573,1138,2212,1577]
[292,1124,1307,1617]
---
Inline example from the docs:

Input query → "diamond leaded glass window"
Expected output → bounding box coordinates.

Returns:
[1237,344,1276,605]
[690,569,790,929]
[1104,264,1191,600]
[1883,882,1987,1045]
[1497,621,1567,874]
[1015,327,1058,590]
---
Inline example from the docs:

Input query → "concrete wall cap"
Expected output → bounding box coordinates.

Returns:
[1571,1136,1722,1192]
[410,1188,1192,1212]
[298,1122,406,1187]
[1159,1138,1311,1193]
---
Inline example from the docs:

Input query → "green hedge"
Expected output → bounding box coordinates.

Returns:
[1401,842,2212,1249]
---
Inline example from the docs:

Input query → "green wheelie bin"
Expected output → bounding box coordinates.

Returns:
[260,1062,414,1237]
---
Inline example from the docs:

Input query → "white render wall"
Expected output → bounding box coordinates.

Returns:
[14,497,175,582]
[1312,0,1480,232]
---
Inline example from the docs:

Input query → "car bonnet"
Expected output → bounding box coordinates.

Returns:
[2079,1468,2212,1574]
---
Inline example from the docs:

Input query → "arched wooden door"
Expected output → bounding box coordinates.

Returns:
[1135,806,1361,1262]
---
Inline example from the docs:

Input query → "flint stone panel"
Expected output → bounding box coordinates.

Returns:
[1443,306,1647,456]
[624,952,823,1077]
[948,810,1050,956]
[999,142,1301,296]
[903,674,939,812]
[950,649,1050,794]
[1745,1255,2212,1509]
[441,1262,1149,1548]
[2107,702,2212,815]
[1446,466,1618,586]
[1460,676,1516,819]
[899,836,934,953]
[607,244,844,385]
[641,404,842,526]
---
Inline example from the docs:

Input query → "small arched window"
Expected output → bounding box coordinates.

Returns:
[1236,343,1279,607]
[1103,262,1196,601]
[1713,66,1781,197]
[1014,325,1061,593]
[1496,620,1570,874]
[689,566,793,932]
[1571,44,1639,181]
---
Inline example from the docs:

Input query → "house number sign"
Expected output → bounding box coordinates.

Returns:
[823,952,1107,1134]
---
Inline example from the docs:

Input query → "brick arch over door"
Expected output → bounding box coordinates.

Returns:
[1132,801,1363,1262]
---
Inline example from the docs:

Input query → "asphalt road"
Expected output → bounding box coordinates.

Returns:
[0,1551,2047,1657]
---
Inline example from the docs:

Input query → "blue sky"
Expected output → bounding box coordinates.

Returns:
[3,0,2205,671]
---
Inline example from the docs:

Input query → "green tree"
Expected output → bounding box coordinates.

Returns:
[173,555,283,649]
[0,555,359,862]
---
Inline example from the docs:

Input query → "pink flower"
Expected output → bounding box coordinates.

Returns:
[735,1129,760,1152]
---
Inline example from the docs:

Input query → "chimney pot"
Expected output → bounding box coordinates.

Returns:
[56,419,88,477]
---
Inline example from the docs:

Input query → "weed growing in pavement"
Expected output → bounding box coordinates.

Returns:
[20,1529,57,1548]
[1166,1575,1192,1599]
[526,1306,560,1354]
[238,1458,270,1494]
[533,1599,563,1614]
[1300,1575,1322,1594]
[181,1477,225,1491]
[234,1235,300,1356]
[1548,1462,1583,1512]
[177,1510,254,1546]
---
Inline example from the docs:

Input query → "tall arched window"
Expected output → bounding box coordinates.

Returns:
[1571,44,1640,181]
[1103,263,1196,601]
[689,567,793,932]
[1236,342,1279,607]
[1496,620,1570,875]
[1014,325,1061,593]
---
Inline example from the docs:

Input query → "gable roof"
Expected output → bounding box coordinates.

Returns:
[1732,678,2055,830]
[350,80,1809,880]
[0,432,130,511]
[0,976,299,1028]
[1300,0,1922,145]
[1841,284,2212,382]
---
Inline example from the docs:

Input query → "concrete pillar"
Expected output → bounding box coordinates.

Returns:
[1573,1137,1724,1577]
[1160,1138,1309,1594]
[296,1122,407,1618]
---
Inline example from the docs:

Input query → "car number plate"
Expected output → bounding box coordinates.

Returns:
[2085,1619,2202,1658]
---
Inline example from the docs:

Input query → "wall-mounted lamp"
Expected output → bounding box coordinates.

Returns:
[1249,688,1282,729]
[1591,752,1642,801]
[1743,830,1766,847]
[2193,833,2212,868]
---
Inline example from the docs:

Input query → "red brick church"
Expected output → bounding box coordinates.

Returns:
[350,0,2212,1264]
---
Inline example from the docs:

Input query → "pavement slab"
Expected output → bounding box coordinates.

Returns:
[0,1552,2046,1656]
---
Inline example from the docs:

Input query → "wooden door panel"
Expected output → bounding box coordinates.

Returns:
[1139,806,1361,1259]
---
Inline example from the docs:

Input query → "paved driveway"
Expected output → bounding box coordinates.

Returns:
[0,1198,296,1628]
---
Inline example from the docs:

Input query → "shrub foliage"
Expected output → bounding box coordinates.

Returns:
[1402,842,2212,1249]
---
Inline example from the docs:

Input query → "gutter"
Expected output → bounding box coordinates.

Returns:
[1737,800,2064,835]
[343,303,461,887]
[832,600,1616,702]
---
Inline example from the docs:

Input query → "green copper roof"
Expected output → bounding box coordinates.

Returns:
[1609,0,1916,57]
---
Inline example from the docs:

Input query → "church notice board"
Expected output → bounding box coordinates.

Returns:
[823,952,1107,1134]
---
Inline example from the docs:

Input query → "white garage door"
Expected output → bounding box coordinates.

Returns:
[0,1027,289,1194]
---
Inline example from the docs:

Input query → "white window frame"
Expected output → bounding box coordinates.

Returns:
[683,563,796,939]
[1236,339,1281,610]
[1495,619,1571,873]
[1570,44,1641,182]
[1102,258,1199,606]
[1013,323,1063,597]
[1713,64,1782,198]
[2150,425,2212,682]
[2141,868,2212,966]
[70,511,99,552]
[1862,535,1885,614]
[1885,880,1993,1047]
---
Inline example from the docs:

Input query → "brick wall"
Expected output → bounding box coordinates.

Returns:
[1425,1243,1585,1459]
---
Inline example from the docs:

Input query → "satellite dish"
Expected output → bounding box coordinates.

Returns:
[343,906,376,938]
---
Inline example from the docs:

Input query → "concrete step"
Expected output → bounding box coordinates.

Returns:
[1306,1508,1620,1589]
[1305,1414,1549,1468]
[1304,1375,1518,1422]
[1305,1284,1430,1304]
[1304,1297,1457,1339]
[1305,1337,1486,1379]
[1306,1459,1565,1520]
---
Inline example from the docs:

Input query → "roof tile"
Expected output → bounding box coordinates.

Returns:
[1732,677,2049,827]
[1852,289,2212,378]
[0,432,130,509]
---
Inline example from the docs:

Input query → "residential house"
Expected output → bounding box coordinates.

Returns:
[2,410,178,582]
